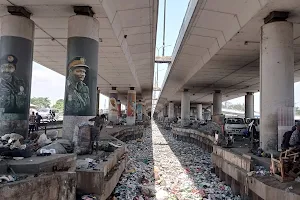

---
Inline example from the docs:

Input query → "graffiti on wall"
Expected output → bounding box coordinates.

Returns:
[127,92,136,117]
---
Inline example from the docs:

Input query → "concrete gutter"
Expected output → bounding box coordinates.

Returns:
[172,127,300,200]
[76,125,145,200]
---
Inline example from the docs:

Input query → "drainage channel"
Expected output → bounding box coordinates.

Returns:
[109,122,241,200]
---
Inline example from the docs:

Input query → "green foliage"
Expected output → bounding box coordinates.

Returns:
[296,107,300,116]
[53,99,64,113]
[31,97,51,109]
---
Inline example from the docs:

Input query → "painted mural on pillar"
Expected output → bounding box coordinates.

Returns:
[137,103,143,121]
[64,37,98,116]
[127,93,136,117]
[117,100,121,117]
[65,57,90,115]
[0,37,33,119]
[109,92,118,116]
[0,55,26,113]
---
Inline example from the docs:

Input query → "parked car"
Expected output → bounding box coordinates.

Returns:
[224,117,247,136]
[38,108,51,120]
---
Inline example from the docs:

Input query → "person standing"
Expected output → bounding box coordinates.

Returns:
[28,111,36,134]
[35,112,42,131]
[289,122,300,147]
[89,114,106,154]
[52,110,56,121]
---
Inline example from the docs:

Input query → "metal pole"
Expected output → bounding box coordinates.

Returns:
[162,0,166,56]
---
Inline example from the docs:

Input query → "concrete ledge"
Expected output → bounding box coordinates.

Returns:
[0,172,76,200]
[213,153,300,200]
[213,145,253,172]
[76,126,143,199]
[76,155,128,200]
[171,127,300,200]
[0,154,76,174]
[100,155,127,200]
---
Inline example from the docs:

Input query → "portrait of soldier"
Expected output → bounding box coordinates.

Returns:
[0,55,26,113]
[65,56,90,115]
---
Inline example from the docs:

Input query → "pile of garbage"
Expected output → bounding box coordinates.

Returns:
[250,148,271,158]
[0,130,73,160]
[172,120,222,136]
[111,123,241,200]
[196,121,222,135]
[247,165,270,177]
[76,158,99,170]
[0,173,29,184]
[0,133,32,158]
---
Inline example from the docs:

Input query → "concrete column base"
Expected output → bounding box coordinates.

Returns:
[0,120,28,138]
[62,116,92,142]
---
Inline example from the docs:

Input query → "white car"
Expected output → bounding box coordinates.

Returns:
[224,118,248,136]
[38,108,51,120]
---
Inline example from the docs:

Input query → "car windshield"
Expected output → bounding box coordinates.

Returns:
[226,118,244,124]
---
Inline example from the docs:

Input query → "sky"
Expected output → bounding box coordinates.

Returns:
[154,0,190,99]
[153,0,300,113]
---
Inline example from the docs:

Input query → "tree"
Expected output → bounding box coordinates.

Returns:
[31,97,51,109]
[53,99,64,113]
[222,102,245,111]
[229,103,245,111]
[296,107,300,116]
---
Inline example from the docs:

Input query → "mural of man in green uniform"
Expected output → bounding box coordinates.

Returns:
[0,55,26,113]
[65,56,90,115]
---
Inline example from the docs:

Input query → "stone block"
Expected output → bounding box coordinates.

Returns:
[6,154,76,174]
[0,172,76,200]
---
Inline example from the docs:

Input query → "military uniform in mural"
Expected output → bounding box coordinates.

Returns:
[0,55,26,113]
[65,56,90,115]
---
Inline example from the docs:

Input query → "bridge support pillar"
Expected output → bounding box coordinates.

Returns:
[181,89,190,126]
[126,87,136,125]
[136,100,143,121]
[213,90,222,115]
[108,87,118,123]
[0,14,35,137]
[245,92,254,118]
[168,102,174,119]
[117,100,121,119]
[96,87,100,115]
[260,15,294,153]
[62,14,100,141]
[197,104,203,120]
[175,105,180,118]
[163,104,168,117]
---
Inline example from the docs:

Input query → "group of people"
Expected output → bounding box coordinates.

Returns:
[28,112,42,134]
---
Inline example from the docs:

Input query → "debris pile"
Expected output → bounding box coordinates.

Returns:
[111,123,241,200]
[0,133,32,158]
[172,120,222,136]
